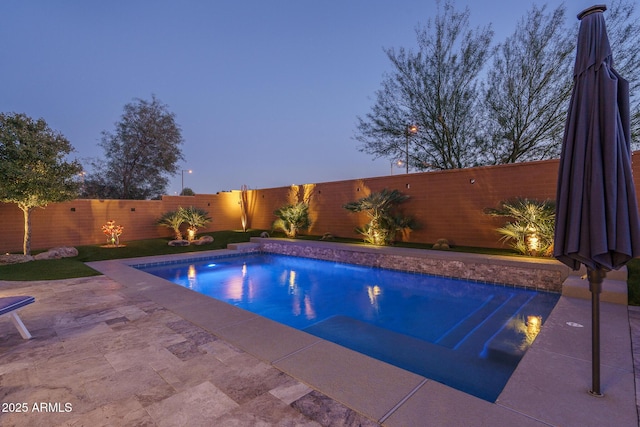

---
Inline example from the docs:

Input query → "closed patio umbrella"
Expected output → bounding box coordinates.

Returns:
[554,4,640,397]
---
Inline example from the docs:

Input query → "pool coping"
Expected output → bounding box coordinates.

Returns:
[86,243,637,426]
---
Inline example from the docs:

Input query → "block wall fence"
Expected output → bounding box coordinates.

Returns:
[2,153,640,253]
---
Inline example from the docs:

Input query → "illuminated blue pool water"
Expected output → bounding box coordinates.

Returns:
[137,253,559,402]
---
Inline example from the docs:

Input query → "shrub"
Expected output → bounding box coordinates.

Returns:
[273,202,311,238]
[485,198,555,256]
[101,220,124,246]
[343,188,415,246]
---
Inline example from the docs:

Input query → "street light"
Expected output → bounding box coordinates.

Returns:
[390,159,404,175]
[78,171,86,195]
[181,169,192,193]
[405,124,418,174]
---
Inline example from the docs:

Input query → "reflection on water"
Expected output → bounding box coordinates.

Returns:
[286,269,316,320]
[225,276,244,301]
[304,295,316,320]
[289,270,297,289]
[505,315,543,351]
[213,262,255,302]
[187,264,197,289]
[367,285,382,313]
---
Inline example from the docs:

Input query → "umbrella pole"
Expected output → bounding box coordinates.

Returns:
[588,267,606,397]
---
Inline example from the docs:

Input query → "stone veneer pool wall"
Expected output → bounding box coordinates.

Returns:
[248,238,571,293]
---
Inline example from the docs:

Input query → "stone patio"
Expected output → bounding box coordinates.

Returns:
[0,246,639,426]
[0,276,377,426]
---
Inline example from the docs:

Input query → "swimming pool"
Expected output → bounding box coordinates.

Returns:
[137,253,559,402]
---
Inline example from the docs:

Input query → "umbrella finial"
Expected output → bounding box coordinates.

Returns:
[578,5,607,20]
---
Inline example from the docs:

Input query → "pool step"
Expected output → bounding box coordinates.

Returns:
[482,292,561,363]
[435,293,530,350]
[434,291,559,362]
[303,315,512,402]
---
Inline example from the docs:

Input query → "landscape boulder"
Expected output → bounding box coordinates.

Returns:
[0,254,35,265]
[168,240,190,247]
[432,238,451,250]
[192,235,214,246]
[34,247,79,260]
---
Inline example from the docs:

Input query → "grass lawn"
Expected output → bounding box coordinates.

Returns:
[2,230,638,305]
[0,230,265,281]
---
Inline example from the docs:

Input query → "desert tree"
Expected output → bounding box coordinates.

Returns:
[355,0,493,170]
[0,113,82,255]
[482,4,575,164]
[85,95,184,199]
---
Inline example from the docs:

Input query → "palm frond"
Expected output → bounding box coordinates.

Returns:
[486,198,555,256]
[343,189,414,245]
[273,202,311,238]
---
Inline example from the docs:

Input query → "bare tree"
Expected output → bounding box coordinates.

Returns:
[605,0,640,147]
[355,0,493,170]
[482,4,575,164]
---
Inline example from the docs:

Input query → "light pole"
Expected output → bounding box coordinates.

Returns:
[405,124,418,174]
[390,159,403,175]
[77,171,86,195]
[181,169,192,193]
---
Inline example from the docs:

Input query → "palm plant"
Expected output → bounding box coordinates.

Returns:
[181,206,212,241]
[156,209,185,240]
[485,198,556,256]
[343,189,414,245]
[273,202,311,238]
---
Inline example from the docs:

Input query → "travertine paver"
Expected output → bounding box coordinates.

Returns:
[0,277,377,427]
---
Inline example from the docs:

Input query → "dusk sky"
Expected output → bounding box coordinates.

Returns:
[3,1,611,195]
